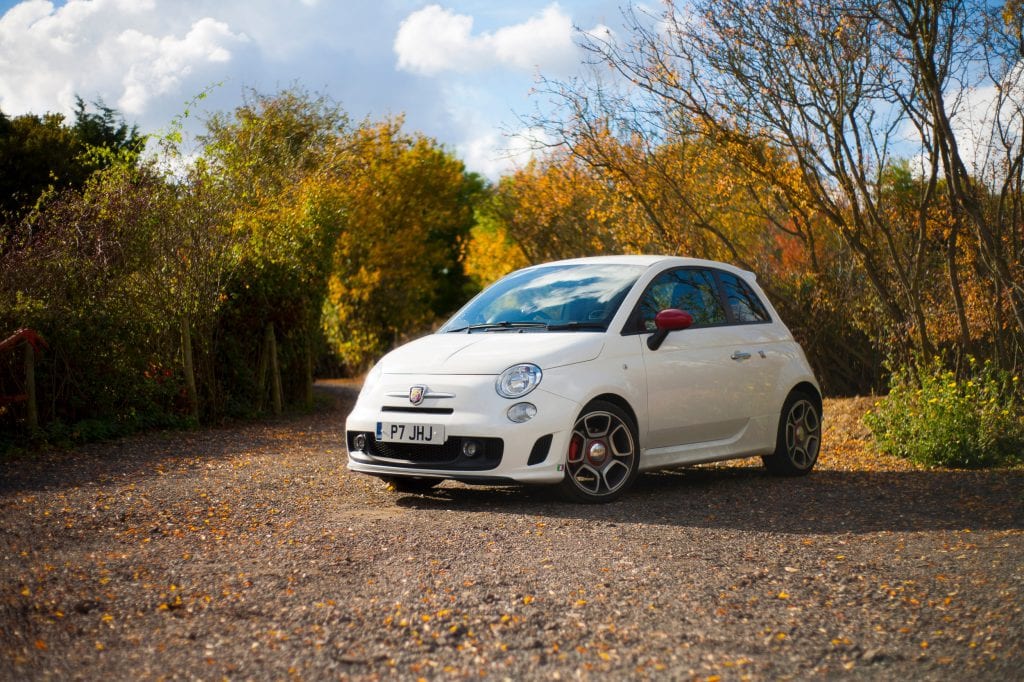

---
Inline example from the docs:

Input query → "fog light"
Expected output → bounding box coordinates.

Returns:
[353,433,366,450]
[507,402,537,423]
[462,439,481,457]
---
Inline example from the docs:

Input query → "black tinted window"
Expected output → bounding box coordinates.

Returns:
[637,268,727,331]
[718,272,771,323]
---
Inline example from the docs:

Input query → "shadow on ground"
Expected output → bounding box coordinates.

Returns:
[395,465,1024,535]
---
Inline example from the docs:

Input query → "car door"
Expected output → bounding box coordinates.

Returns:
[713,269,789,429]
[633,267,773,449]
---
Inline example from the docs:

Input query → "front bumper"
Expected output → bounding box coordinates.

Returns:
[345,373,578,484]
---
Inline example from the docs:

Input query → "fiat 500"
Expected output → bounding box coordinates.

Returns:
[345,255,821,503]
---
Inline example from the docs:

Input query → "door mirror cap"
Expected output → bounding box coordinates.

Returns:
[648,309,693,351]
[655,309,694,331]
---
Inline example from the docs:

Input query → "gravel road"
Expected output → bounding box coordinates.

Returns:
[1,382,1021,680]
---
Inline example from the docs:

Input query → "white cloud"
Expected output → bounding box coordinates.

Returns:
[0,0,617,180]
[394,3,585,76]
[394,5,478,75]
[458,124,555,179]
[948,83,1000,174]
[393,3,605,177]
[115,18,242,114]
[459,129,508,178]
[950,66,1024,182]
[490,6,576,71]
[899,64,1024,182]
[0,0,247,118]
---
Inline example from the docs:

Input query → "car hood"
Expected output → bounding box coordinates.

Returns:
[380,332,605,375]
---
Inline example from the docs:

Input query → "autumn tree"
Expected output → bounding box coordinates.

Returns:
[482,152,623,262]
[462,200,529,290]
[199,88,350,411]
[532,0,1024,381]
[323,119,480,370]
[1,86,490,440]
[493,125,879,391]
[0,98,143,230]
[0,160,197,428]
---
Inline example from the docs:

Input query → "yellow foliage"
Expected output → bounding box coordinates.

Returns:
[462,219,528,289]
[321,118,476,370]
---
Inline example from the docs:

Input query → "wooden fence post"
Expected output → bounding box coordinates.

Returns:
[256,326,269,414]
[25,341,37,432]
[304,331,314,409]
[181,316,199,421]
[265,322,282,417]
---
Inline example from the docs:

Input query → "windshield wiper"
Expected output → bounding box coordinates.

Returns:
[447,321,549,333]
[445,321,608,333]
[544,321,607,331]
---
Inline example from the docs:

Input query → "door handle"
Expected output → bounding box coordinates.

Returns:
[731,351,751,361]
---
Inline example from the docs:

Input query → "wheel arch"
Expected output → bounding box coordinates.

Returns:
[585,393,640,437]
[790,381,822,413]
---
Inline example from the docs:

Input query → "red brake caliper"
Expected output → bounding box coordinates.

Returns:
[568,434,582,464]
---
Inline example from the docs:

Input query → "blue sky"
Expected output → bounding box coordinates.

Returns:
[0,0,627,177]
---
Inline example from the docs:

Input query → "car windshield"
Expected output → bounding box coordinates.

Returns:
[441,263,646,333]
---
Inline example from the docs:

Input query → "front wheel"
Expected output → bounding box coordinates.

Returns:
[559,400,639,503]
[762,391,821,476]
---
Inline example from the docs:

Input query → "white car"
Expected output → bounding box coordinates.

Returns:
[345,255,821,503]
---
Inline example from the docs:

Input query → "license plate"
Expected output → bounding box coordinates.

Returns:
[376,422,445,445]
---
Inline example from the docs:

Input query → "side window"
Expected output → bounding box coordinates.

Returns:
[636,268,728,331]
[718,271,771,323]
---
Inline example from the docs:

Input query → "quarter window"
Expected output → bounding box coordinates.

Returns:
[636,268,727,331]
[718,272,771,323]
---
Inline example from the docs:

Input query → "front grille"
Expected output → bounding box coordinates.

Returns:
[370,438,461,461]
[381,406,455,415]
[347,432,502,471]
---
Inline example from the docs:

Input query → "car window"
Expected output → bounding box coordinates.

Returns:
[441,263,645,332]
[718,272,771,323]
[636,268,727,331]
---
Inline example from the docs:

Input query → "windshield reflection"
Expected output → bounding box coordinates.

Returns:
[441,263,645,332]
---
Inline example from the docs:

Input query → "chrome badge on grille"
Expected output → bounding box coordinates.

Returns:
[408,385,427,406]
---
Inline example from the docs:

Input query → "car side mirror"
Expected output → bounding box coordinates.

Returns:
[647,309,694,351]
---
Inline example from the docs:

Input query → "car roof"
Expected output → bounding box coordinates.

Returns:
[524,255,755,278]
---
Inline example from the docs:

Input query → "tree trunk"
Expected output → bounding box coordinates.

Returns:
[946,230,973,366]
[181,315,199,422]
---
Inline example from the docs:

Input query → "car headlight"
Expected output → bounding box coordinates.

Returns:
[496,363,542,398]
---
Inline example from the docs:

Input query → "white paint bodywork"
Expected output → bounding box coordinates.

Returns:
[345,255,820,485]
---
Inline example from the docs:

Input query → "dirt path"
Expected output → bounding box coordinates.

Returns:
[1,385,1021,680]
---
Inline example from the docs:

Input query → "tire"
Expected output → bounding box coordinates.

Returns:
[384,477,441,493]
[559,400,640,503]
[762,390,821,476]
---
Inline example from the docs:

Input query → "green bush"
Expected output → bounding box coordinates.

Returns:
[865,357,1024,468]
